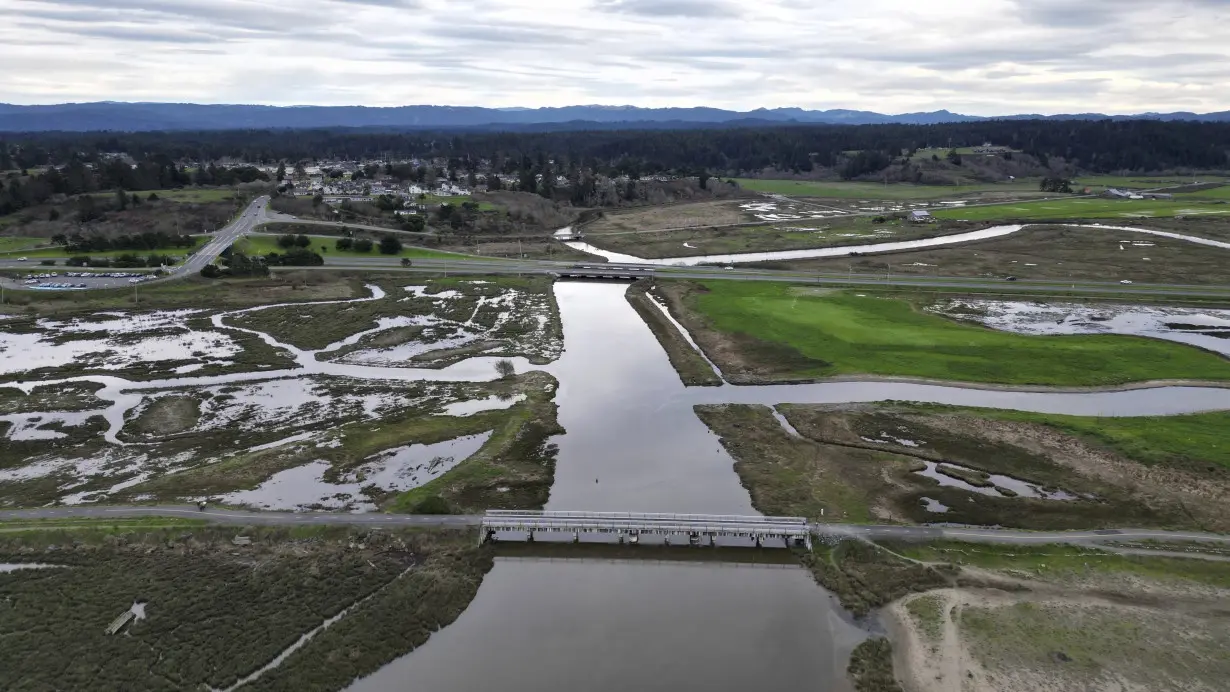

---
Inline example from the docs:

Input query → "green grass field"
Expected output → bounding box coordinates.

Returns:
[732,178,1041,200]
[0,237,48,253]
[925,407,1230,470]
[688,282,1230,386]
[893,541,1230,589]
[932,196,1230,221]
[239,234,470,260]
[1181,185,1230,200]
[412,194,499,211]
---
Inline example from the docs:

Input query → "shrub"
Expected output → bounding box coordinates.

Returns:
[378,235,403,255]
[353,238,374,252]
[412,495,453,514]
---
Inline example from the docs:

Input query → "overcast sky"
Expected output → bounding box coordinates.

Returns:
[2,0,1227,114]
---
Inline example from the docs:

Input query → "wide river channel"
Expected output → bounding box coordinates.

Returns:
[346,281,1230,692]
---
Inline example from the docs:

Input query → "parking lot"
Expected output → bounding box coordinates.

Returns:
[2,269,160,291]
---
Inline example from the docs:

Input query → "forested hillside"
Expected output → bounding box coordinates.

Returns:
[3,120,1227,176]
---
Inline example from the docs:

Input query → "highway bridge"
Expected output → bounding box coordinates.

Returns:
[480,510,812,548]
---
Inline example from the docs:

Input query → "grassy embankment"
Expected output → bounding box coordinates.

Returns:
[932,195,1230,221]
[732,178,1043,200]
[0,237,49,253]
[755,224,1230,286]
[666,280,1230,386]
[583,215,988,259]
[694,402,1230,531]
[625,282,723,386]
[0,273,362,313]
[916,405,1230,472]
[886,541,1230,692]
[237,234,473,261]
[0,523,491,692]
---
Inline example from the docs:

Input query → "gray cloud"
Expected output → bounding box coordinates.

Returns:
[0,0,1227,115]
[593,0,740,18]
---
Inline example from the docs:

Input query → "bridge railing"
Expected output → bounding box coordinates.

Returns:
[484,510,807,526]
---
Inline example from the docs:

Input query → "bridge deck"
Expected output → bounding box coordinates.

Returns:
[481,510,812,547]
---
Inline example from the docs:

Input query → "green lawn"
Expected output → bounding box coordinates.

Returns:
[0,237,48,253]
[1181,185,1230,200]
[732,178,1041,200]
[930,407,1230,470]
[688,282,1230,386]
[932,196,1230,221]
[239,234,470,260]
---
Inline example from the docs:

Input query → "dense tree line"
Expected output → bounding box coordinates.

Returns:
[3,119,1228,176]
[0,158,266,216]
[59,230,197,253]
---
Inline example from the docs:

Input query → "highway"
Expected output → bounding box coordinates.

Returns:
[175,195,273,277]
[3,505,1226,547]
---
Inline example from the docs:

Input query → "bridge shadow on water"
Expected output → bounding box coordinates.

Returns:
[491,541,805,567]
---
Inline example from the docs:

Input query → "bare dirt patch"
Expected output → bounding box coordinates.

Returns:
[585,200,752,234]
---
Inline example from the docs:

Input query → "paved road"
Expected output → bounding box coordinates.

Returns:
[174,195,272,277]
[3,506,1226,546]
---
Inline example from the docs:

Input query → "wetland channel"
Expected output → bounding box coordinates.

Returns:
[8,281,1230,691]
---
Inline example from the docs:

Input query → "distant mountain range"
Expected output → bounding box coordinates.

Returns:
[1,102,1228,132]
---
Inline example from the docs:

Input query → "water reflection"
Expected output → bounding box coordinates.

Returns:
[348,558,864,692]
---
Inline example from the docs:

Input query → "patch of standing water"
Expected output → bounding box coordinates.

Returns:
[914,461,1076,500]
[218,432,492,512]
[437,394,526,416]
[771,407,803,438]
[860,431,921,447]
[0,563,58,573]
[921,498,950,513]
[1,411,99,440]
[931,300,1230,357]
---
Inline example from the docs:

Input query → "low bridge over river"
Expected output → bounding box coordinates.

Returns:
[481,510,812,549]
